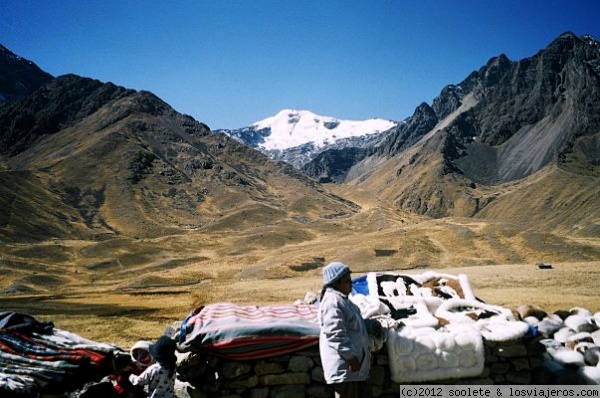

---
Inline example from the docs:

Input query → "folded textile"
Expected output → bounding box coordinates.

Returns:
[0,312,54,334]
[0,312,122,396]
[178,303,320,360]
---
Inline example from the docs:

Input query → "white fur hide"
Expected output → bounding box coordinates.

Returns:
[361,271,532,383]
[349,293,390,319]
[435,298,529,342]
[387,324,485,383]
[547,347,586,367]
[565,314,591,331]
[578,365,600,385]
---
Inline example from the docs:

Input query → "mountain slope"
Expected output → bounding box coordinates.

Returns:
[303,32,600,236]
[0,44,53,103]
[0,75,359,242]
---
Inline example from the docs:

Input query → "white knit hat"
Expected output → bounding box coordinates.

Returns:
[323,262,350,285]
[130,340,154,367]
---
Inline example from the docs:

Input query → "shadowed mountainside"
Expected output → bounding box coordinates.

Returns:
[0,44,53,103]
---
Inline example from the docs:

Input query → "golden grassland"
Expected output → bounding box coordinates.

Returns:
[1,245,598,350]
[0,184,599,350]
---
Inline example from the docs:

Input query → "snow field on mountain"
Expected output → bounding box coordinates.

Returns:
[252,109,397,150]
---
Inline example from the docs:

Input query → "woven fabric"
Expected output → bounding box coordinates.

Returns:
[178,303,320,360]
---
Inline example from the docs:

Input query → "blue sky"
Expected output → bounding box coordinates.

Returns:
[2,1,599,129]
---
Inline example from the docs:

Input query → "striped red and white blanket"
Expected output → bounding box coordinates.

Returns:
[178,302,320,360]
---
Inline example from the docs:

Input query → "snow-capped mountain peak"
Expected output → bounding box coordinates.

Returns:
[249,109,397,151]
[219,109,399,168]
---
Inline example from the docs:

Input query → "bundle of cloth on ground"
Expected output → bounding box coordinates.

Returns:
[0,311,122,396]
[349,271,530,383]
[177,303,320,360]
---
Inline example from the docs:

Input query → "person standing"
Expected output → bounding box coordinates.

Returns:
[129,335,177,398]
[319,262,373,398]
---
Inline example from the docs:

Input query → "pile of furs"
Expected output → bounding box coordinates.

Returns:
[347,271,531,383]
[517,304,600,384]
[343,271,600,384]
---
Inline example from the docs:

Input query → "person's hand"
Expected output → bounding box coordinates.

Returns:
[348,356,360,372]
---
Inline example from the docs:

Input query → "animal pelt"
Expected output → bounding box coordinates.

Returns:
[554,309,572,321]
[372,272,474,302]
[578,365,600,385]
[537,316,564,338]
[376,274,421,297]
[474,318,530,342]
[570,307,593,317]
[554,327,576,343]
[546,347,586,368]
[379,298,417,320]
[349,293,391,319]
[565,332,594,349]
[434,298,529,342]
[575,342,597,356]
[578,323,599,334]
[421,277,462,299]
[435,298,513,323]
[386,323,485,383]
[517,304,547,321]
[367,272,479,316]
[584,346,600,367]
[565,315,592,332]
[592,329,600,346]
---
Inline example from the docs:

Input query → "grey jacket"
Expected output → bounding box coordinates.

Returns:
[319,287,371,383]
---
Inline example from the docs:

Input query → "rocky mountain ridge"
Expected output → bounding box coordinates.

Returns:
[0,44,53,103]
[301,32,600,235]
[306,32,600,181]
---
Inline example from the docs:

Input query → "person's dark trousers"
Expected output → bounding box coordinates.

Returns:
[333,381,370,398]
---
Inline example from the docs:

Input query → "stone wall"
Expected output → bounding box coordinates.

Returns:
[177,335,546,398]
